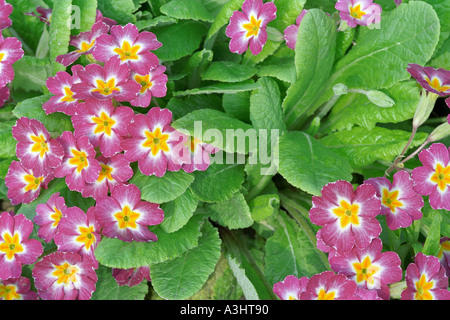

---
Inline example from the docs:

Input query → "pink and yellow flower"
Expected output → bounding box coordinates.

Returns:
[12,117,64,176]
[53,131,102,193]
[81,154,134,201]
[95,184,164,242]
[182,136,219,173]
[0,212,43,280]
[0,277,39,300]
[0,33,24,88]
[92,23,161,75]
[121,107,189,177]
[32,251,98,300]
[72,99,134,158]
[130,64,168,108]
[364,170,424,230]
[335,0,382,28]
[401,252,450,300]
[309,180,382,253]
[34,192,68,243]
[54,206,101,269]
[283,10,307,50]
[438,237,450,278]
[329,238,402,299]
[0,85,9,108]
[72,57,141,102]
[112,266,151,287]
[43,65,84,116]
[301,271,359,300]
[273,275,309,300]
[0,0,12,30]
[407,64,450,97]
[411,143,450,211]
[5,161,53,205]
[225,0,277,55]
[24,6,52,25]
[56,21,109,67]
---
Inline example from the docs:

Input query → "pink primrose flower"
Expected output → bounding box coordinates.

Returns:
[0,0,12,30]
[273,275,309,300]
[283,10,307,50]
[72,99,134,158]
[0,276,39,300]
[309,180,381,253]
[0,85,9,107]
[121,107,189,177]
[24,6,52,25]
[401,252,450,300]
[72,57,141,102]
[335,0,382,28]
[0,212,43,280]
[95,184,164,242]
[181,136,219,173]
[81,154,134,201]
[92,23,161,75]
[32,251,97,300]
[34,192,68,243]
[112,265,151,287]
[53,131,102,193]
[0,33,24,87]
[225,0,277,55]
[407,64,450,97]
[300,271,359,300]
[364,170,424,230]
[130,64,168,108]
[411,143,450,211]
[12,117,64,176]
[54,206,101,269]
[438,237,450,278]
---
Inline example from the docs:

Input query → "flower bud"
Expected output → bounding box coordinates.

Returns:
[365,90,395,108]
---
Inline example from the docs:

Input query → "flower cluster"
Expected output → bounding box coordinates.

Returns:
[0,0,23,108]
[2,6,218,300]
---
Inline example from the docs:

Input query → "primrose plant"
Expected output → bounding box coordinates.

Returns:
[0,0,449,301]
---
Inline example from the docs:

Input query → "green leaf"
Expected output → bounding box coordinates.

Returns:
[201,61,258,83]
[189,162,245,203]
[97,0,137,25]
[320,126,428,168]
[257,47,297,84]
[206,192,254,229]
[421,202,443,256]
[222,91,251,123]
[11,56,52,93]
[74,0,98,32]
[173,80,260,97]
[160,0,214,22]
[318,1,440,108]
[264,211,328,285]
[150,220,221,300]
[275,131,353,196]
[226,255,259,300]
[91,265,149,300]
[270,0,306,32]
[283,9,337,128]
[0,121,18,158]
[12,94,73,136]
[160,188,199,233]
[172,108,254,155]
[48,0,72,74]
[153,20,208,61]
[206,0,245,40]
[327,80,422,131]
[248,193,279,221]
[130,169,194,204]
[94,214,206,268]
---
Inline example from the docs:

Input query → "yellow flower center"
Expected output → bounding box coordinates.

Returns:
[69,149,89,173]
[92,78,120,96]
[113,41,140,61]
[0,233,24,261]
[242,15,262,38]
[75,226,96,250]
[30,134,49,158]
[425,77,450,93]
[97,164,114,182]
[52,262,79,285]
[317,289,336,300]
[50,206,63,228]
[0,52,4,62]
[61,86,76,103]
[415,274,434,300]
[91,112,116,136]
[77,39,96,53]
[353,256,380,285]
[134,74,153,94]
[0,284,21,300]
[143,127,170,156]
[114,205,140,229]
[430,163,450,191]
[287,295,297,300]
[23,174,43,192]
[349,4,366,19]
[185,136,201,153]
[381,189,403,213]
[332,200,360,228]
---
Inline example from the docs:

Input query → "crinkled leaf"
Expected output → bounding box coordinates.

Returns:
[202,61,258,83]
[160,0,214,22]
[206,192,253,229]
[160,188,199,233]
[48,0,72,74]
